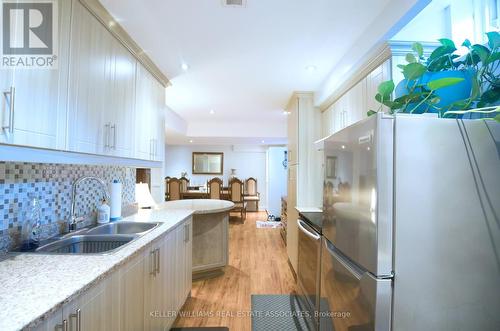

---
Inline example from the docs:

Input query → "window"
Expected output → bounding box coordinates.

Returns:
[488,0,500,28]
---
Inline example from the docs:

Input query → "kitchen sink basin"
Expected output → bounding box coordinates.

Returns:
[35,235,137,254]
[86,221,160,235]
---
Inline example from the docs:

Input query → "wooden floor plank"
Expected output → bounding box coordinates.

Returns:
[173,212,297,331]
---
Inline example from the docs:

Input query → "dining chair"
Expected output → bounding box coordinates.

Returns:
[168,178,182,201]
[208,177,223,200]
[165,176,171,201]
[180,177,190,193]
[244,177,260,211]
[229,177,247,220]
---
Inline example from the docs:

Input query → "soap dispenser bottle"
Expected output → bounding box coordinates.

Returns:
[97,198,111,224]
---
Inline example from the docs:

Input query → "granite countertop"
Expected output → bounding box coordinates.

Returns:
[161,199,235,215]
[0,205,197,331]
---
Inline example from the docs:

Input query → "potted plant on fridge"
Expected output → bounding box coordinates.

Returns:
[369,31,500,122]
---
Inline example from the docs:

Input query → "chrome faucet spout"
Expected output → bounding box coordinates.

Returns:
[69,176,111,232]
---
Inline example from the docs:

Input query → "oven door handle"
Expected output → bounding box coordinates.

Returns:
[297,219,321,241]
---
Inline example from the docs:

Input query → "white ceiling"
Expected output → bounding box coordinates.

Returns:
[100,0,422,145]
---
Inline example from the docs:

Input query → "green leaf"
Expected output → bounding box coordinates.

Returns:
[486,31,500,50]
[495,113,500,123]
[439,38,456,49]
[367,110,378,117]
[462,39,472,48]
[429,45,456,60]
[485,51,500,65]
[405,53,417,63]
[472,44,491,63]
[480,87,500,105]
[403,63,427,80]
[377,80,395,98]
[427,77,464,91]
[397,64,406,70]
[412,42,424,58]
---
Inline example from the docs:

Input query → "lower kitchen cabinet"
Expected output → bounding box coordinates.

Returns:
[146,218,192,330]
[30,217,193,331]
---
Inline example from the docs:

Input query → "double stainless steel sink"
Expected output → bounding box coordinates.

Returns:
[35,222,160,254]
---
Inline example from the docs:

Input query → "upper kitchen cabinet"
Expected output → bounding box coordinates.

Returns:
[135,63,165,162]
[67,0,136,158]
[0,0,72,149]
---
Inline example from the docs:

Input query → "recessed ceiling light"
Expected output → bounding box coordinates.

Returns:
[189,139,193,143]
[341,145,346,149]
[306,65,317,72]
[181,63,189,71]
[209,109,215,115]
[261,140,265,144]
[283,110,291,115]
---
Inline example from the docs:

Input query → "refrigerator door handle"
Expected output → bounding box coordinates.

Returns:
[324,239,363,280]
[297,219,320,241]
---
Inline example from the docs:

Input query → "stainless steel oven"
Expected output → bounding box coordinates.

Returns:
[296,217,322,330]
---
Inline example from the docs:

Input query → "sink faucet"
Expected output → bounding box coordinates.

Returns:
[69,176,111,232]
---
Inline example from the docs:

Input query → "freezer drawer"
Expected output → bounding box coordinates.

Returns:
[319,239,391,331]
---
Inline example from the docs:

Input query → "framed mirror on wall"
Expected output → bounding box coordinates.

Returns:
[192,152,224,175]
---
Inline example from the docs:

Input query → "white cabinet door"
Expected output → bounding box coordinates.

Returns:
[153,80,165,162]
[175,222,187,310]
[30,308,63,331]
[134,64,158,161]
[366,59,391,114]
[3,0,71,150]
[118,249,147,331]
[63,276,113,331]
[67,0,109,154]
[105,39,137,158]
[0,70,14,144]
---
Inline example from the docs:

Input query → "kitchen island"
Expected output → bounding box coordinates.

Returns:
[161,199,234,279]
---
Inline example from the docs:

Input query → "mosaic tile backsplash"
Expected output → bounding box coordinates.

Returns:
[0,162,136,253]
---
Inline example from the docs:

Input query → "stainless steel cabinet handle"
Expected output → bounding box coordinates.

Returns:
[150,250,156,276]
[111,124,117,149]
[155,248,160,274]
[55,319,68,331]
[297,219,321,241]
[2,86,15,133]
[69,309,81,331]
[184,223,189,242]
[104,123,110,148]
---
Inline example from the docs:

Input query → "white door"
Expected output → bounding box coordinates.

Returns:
[134,64,157,160]
[106,38,137,158]
[29,308,63,331]
[366,59,391,114]
[63,278,113,331]
[0,69,14,144]
[118,249,147,331]
[3,0,71,149]
[67,1,109,154]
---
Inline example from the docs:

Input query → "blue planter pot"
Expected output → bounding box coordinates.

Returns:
[395,69,473,114]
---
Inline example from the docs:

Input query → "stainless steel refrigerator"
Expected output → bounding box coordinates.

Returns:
[320,113,500,331]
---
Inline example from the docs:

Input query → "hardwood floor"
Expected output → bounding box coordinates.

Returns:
[173,211,297,331]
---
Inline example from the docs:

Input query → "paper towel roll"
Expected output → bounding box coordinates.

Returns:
[110,180,122,221]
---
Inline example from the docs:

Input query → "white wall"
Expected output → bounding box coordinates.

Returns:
[164,144,268,210]
[393,0,487,45]
[267,147,288,217]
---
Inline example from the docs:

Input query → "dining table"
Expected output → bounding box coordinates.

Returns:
[182,189,233,200]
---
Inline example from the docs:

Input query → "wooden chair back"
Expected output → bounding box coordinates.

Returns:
[208,177,223,200]
[168,178,182,201]
[229,177,244,203]
[245,177,257,196]
[165,177,171,200]
[179,177,189,192]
